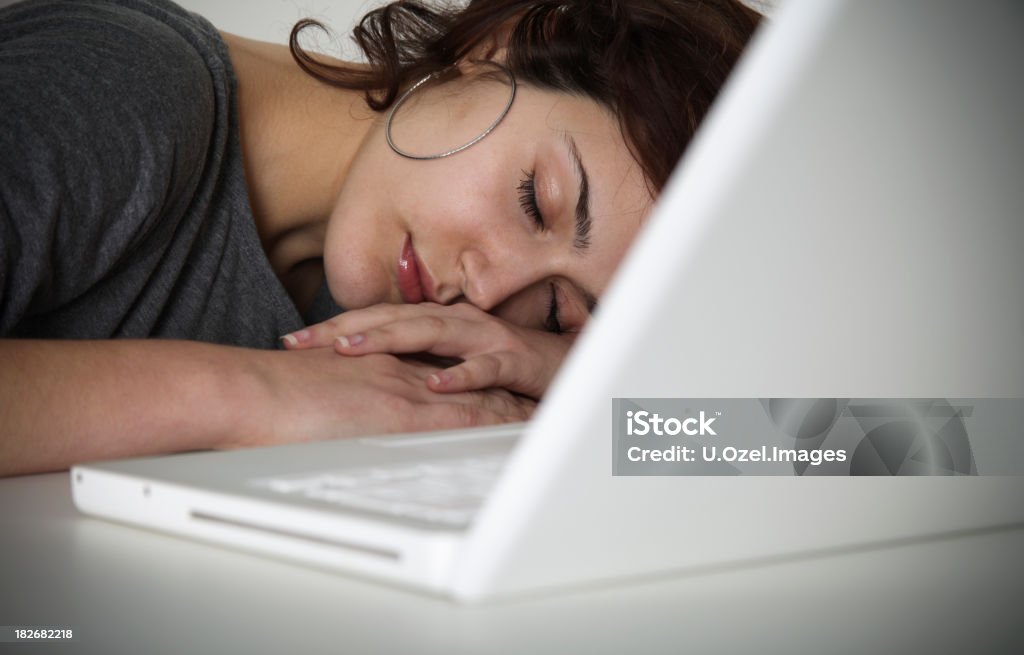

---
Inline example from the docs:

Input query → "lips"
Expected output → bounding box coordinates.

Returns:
[397,235,425,304]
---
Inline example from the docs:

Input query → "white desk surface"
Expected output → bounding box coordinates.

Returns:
[1,472,1022,655]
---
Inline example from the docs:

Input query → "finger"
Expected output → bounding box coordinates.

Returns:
[380,354,535,420]
[427,353,552,400]
[279,321,344,350]
[281,303,454,350]
[427,353,504,391]
[334,315,488,359]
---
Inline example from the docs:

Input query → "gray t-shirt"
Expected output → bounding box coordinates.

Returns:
[0,0,341,347]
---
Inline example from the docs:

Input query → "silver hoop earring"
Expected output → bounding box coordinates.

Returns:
[385,62,517,160]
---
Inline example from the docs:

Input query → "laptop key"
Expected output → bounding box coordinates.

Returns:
[250,454,508,527]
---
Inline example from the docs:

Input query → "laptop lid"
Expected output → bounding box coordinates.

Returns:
[451,0,1024,602]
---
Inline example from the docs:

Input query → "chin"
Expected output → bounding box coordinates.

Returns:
[322,266,376,312]
[326,269,400,311]
[322,230,399,311]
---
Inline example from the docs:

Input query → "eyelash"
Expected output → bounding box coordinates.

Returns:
[545,282,563,334]
[517,169,545,230]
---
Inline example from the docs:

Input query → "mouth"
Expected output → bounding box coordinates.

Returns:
[397,235,435,304]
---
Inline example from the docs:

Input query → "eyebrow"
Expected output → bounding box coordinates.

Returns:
[562,132,592,252]
[559,132,598,316]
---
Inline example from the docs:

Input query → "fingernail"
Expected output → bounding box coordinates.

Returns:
[337,333,365,348]
[429,371,453,386]
[282,328,311,345]
[280,334,299,347]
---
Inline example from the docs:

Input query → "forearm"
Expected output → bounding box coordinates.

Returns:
[0,339,267,476]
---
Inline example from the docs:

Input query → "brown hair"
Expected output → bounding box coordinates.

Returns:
[290,0,760,192]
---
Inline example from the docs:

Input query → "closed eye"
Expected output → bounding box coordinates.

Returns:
[544,282,563,334]
[517,169,546,230]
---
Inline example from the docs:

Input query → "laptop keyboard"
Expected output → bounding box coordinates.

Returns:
[250,454,508,527]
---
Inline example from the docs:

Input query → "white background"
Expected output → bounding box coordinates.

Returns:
[174,0,382,55]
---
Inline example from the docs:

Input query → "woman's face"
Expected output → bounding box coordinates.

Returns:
[324,70,654,332]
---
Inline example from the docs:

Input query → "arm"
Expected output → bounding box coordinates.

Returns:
[0,339,533,477]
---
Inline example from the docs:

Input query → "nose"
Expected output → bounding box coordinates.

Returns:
[458,247,546,312]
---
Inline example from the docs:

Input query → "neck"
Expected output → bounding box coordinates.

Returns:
[221,31,376,308]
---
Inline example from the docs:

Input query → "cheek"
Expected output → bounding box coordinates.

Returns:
[409,158,514,248]
[322,187,393,310]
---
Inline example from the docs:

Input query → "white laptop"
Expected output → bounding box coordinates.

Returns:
[71,0,1024,604]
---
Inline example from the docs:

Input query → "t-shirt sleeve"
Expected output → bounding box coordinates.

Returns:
[0,0,217,335]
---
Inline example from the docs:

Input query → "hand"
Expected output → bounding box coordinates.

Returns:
[280,303,578,400]
[240,348,535,447]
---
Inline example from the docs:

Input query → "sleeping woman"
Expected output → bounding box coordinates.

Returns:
[0,0,759,475]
